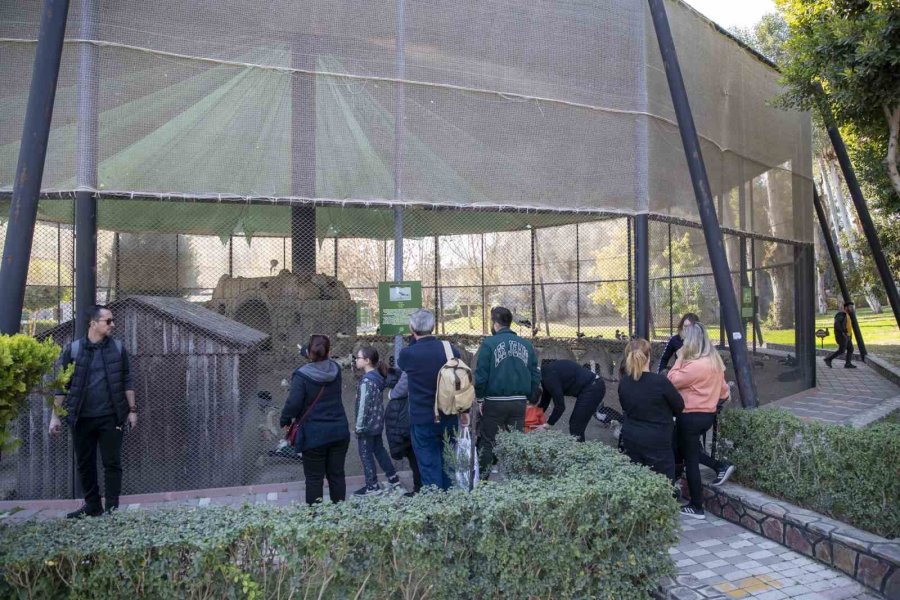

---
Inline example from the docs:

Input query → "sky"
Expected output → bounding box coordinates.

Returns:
[681,0,777,29]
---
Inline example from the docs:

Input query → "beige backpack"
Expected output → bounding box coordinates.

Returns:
[434,341,475,419]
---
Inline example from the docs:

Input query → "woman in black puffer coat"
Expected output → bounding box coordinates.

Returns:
[384,368,422,493]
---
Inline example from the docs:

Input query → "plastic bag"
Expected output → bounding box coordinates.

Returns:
[455,426,479,490]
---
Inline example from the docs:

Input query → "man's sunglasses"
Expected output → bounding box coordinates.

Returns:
[95,318,114,325]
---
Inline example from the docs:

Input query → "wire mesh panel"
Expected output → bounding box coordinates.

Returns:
[0,0,819,499]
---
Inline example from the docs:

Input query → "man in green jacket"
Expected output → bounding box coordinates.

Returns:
[474,306,540,477]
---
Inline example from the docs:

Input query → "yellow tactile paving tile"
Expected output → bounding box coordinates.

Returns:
[714,574,784,598]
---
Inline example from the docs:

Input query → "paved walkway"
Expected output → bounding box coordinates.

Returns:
[769,357,900,427]
[660,512,883,599]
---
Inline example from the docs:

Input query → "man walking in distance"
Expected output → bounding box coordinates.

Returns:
[474,306,540,478]
[825,300,858,369]
[397,309,466,490]
[50,305,137,517]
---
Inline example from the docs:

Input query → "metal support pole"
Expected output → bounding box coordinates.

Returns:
[56,224,62,323]
[816,83,900,330]
[174,234,180,294]
[668,223,673,334]
[530,228,537,334]
[627,218,633,337]
[576,224,581,336]
[634,214,650,339]
[228,235,234,277]
[813,188,867,359]
[392,0,405,363]
[433,236,439,323]
[291,37,317,276]
[648,0,757,407]
[481,233,487,335]
[114,232,120,300]
[0,0,71,335]
[333,237,338,277]
[795,243,816,387]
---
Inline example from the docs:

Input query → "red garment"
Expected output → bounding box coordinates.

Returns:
[525,405,547,432]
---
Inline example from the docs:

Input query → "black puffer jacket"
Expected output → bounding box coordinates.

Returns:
[384,370,412,459]
[57,336,133,427]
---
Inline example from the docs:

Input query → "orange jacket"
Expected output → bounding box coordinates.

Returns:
[525,405,547,432]
[666,356,729,413]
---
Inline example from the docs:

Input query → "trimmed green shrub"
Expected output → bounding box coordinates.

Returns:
[0,334,71,454]
[718,407,900,539]
[0,433,678,599]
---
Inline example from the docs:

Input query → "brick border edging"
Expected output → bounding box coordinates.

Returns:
[702,482,900,599]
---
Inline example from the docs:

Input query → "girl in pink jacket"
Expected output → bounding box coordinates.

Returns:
[667,323,735,519]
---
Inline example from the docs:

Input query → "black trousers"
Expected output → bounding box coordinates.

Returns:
[302,437,349,505]
[401,445,422,492]
[622,438,676,482]
[478,399,526,475]
[826,338,854,365]
[571,380,606,442]
[675,412,723,509]
[73,414,124,510]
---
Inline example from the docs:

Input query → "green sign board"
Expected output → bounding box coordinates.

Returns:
[378,281,423,336]
[741,287,754,319]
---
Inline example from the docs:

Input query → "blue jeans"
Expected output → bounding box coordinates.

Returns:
[358,433,396,489]
[410,417,457,490]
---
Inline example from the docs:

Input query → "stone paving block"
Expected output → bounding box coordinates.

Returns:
[686,549,712,558]
[753,591,787,600]
[705,559,728,569]
[779,584,813,596]
[723,570,751,582]
[692,569,717,581]
[718,550,741,559]
[735,560,763,571]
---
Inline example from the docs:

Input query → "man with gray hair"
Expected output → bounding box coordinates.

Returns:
[397,308,463,490]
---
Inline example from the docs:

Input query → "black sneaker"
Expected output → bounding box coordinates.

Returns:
[712,463,735,486]
[824,358,833,368]
[66,504,103,519]
[679,505,706,520]
[845,363,857,369]
[352,486,382,497]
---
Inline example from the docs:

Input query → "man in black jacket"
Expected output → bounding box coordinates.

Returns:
[50,305,137,517]
[825,301,857,369]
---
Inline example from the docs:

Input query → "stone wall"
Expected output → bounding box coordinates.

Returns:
[703,482,900,598]
[209,270,357,356]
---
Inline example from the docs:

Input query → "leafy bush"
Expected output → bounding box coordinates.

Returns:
[718,408,900,539]
[0,334,70,454]
[0,433,678,599]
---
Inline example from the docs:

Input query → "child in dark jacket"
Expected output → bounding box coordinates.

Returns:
[353,347,402,496]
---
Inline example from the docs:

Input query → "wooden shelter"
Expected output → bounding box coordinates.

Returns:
[14,295,268,500]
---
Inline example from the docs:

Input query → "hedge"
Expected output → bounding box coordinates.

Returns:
[718,407,900,539]
[0,433,678,599]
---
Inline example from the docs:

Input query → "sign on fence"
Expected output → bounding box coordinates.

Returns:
[378,281,422,336]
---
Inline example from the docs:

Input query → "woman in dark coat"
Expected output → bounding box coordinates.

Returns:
[281,334,350,505]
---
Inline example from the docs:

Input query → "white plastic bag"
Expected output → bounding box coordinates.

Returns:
[455,426,479,490]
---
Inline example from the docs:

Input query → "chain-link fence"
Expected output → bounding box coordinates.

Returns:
[0,201,812,501]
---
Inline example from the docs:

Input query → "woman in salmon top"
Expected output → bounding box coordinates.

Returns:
[667,323,735,519]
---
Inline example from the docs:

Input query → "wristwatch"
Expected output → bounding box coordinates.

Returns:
[129,406,137,413]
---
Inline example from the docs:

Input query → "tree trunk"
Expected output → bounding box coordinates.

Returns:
[817,156,849,264]
[826,160,883,313]
[764,173,794,329]
[813,226,828,314]
[884,105,900,198]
